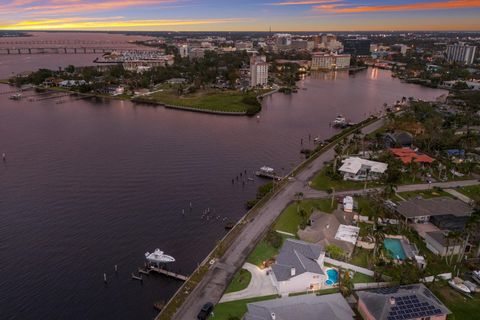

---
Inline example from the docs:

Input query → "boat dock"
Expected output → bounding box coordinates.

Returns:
[255,170,283,181]
[139,267,188,281]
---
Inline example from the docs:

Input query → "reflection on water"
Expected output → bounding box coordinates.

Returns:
[0,63,446,320]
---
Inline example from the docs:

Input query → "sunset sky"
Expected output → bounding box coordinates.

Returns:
[1,0,480,31]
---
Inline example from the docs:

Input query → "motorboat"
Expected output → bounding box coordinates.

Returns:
[472,270,480,284]
[332,115,347,127]
[448,277,471,294]
[464,280,478,293]
[9,93,22,100]
[145,249,175,264]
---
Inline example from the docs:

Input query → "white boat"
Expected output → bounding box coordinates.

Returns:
[472,270,480,284]
[145,249,175,265]
[9,93,22,100]
[332,115,347,126]
[448,277,471,294]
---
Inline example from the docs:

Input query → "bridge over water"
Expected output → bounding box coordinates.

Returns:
[0,47,121,55]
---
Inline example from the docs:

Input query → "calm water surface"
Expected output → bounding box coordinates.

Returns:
[0,55,446,320]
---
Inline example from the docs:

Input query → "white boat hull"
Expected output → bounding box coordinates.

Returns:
[449,280,471,294]
[145,249,175,264]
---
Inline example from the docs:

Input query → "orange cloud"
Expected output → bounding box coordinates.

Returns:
[0,17,251,30]
[0,0,179,16]
[314,0,480,13]
[273,0,340,4]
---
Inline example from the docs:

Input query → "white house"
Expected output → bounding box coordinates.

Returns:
[338,157,388,181]
[270,239,327,294]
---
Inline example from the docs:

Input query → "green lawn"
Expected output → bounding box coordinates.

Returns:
[213,295,280,320]
[457,185,480,203]
[352,272,376,284]
[429,282,480,320]
[310,165,384,191]
[225,269,252,294]
[356,197,378,218]
[246,238,280,267]
[143,87,262,114]
[358,222,374,237]
[350,247,371,268]
[397,189,452,200]
[288,287,339,297]
[274,199,337,234]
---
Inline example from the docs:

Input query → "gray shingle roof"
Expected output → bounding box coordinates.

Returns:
[357,284,451,320]
[244,293,354,320]
[271,239,324,281]
[396,197,472,219]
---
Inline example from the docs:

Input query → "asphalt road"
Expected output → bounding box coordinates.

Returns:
[167,119,387,319]
[302,179,480,199]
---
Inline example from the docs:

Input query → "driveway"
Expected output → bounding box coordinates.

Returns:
[219,263,277,303]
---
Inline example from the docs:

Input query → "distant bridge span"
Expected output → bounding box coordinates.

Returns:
[0,47,138,55]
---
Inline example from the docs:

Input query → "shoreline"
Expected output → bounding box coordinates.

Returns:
[1,81,279,116]
[155,115,382,319]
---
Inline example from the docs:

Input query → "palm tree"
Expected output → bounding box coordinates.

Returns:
[333,144,344,172]
[370,226,385,264]
[444,231,454,265]
[458,209,479,262]
[448,231,461,266]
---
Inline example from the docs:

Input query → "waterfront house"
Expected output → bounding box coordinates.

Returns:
[58,80,87,88]
[298,210,358,257]
[395,197,472,224]
[357,284,451,320]
[389,148,434,165]
[338,157,388,181]
[423,231,463,256]
[270,239,327,294]
[244,292,355,320]
[383,131,413,148]
[396,197,472,256]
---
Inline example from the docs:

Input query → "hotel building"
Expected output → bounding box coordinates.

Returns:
[311,53,351,71]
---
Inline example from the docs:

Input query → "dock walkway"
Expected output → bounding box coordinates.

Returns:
[140,267,188,281]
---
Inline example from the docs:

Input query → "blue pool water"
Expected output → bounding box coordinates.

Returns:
[384,238,407,260]
[325,269,339,286]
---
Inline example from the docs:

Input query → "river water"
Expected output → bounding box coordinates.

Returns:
[0,39,446,320]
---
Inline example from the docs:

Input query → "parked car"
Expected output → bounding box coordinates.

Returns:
[197,302,214,320]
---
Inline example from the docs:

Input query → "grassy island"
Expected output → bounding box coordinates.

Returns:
[136,87,264,115]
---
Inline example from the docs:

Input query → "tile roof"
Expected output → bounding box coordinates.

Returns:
[389,148,435,164]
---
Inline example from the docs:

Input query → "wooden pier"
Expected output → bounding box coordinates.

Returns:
[139,267,188,281]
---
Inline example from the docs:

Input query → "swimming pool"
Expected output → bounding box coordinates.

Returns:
[325,268,339,286]
[384,238,407,260]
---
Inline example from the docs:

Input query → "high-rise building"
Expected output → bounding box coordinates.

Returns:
[343,37,371,56]
[177,44,188,58]
[274,33,292,49]
[250,55,268,87]
[311,53,351,71]
[291,39,308,50]
[446,43,477,65]
[313,33,342,52]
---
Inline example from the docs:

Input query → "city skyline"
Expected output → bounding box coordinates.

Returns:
[1,0,480,31]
